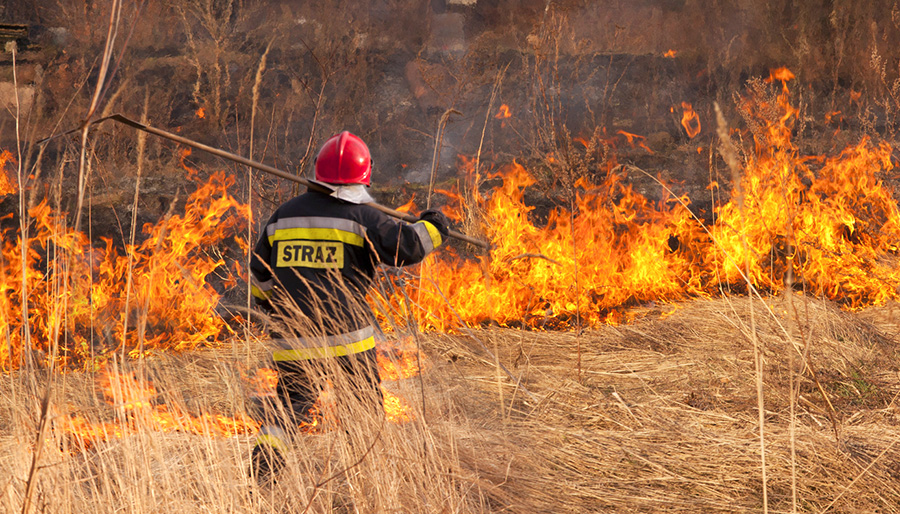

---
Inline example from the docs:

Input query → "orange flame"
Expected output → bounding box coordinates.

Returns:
[766,67,795,85]
[382,388,413,423]
[179,147,200,179]
[0,171,248,370]
[434,188,466,222]
[244,350,421,427]
[495,105,512,119]
[663,49,677,58]
[616,130,654,154]
[680,102,701,138]
[377,336,428,381]
[0,150,16,195]
[396,195,417,214]
[377,80,900,329]
[196,107,206,119]
[6,73,900,448]
[248,367,279,397]
[63,369,258,449]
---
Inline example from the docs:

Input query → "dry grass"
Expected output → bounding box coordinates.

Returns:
[1,294,899,512]
[6,4,900,512]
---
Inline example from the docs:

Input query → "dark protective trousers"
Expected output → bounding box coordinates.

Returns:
[273,347,383,423]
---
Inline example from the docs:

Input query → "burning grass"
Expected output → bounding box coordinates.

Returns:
[4,73,900,374]
[0,171,248,370]
[396,77,900,330]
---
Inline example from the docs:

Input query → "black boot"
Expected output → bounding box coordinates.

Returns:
[249,425,288,484]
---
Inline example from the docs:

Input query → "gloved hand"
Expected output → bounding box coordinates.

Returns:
[419,209,451,238]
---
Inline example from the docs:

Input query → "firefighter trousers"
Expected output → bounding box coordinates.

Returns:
[273,346,383,424]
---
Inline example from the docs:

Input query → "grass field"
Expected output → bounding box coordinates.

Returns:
[2,294,899,513]
[5,3,900,512]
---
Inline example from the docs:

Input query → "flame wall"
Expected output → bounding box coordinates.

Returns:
[2,84,899,369]
[392,85,900,329]
[0,172,248,370]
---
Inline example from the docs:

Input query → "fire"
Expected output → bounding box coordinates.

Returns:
[616,130,654,154]
[381,75,900,328]
[382,387,413,423]
[663,49,677,58]
[179,147,200,179]
[245,351,421,426]
[377,336,428,381]
[0,170,248,371]
[384,161,706,329]
[7,67,900,445]
[247,367,279,397]
[495,104,512,119]
[0,150,15,195]
[680,102,701,138]
[395,195,417,214]
[767,66,795,84]
[196,107,205,119]
[62,368,258,449]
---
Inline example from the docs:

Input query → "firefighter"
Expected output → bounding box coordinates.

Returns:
[249,131,449,479]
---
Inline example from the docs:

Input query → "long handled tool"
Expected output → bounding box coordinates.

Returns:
[38,114,490,249]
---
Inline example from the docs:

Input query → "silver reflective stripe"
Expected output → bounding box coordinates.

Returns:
[271,325,375,350]
[266,216,366,239]
[412,221,435,254]
[251,275,275,299]
[251,275,274,291]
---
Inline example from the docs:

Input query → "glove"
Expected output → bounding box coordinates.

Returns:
[419,209,451,238]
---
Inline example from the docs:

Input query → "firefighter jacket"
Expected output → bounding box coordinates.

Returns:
[249,190,443,362]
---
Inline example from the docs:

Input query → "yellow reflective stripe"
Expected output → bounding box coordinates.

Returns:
[251,284,274,300]
[272,335,376,361]
[268,227,364,247]
[415,220,442,252]
[254,433,288,452]
[266,216,366,247]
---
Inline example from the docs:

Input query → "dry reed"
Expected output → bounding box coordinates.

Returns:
[2,294,898,512]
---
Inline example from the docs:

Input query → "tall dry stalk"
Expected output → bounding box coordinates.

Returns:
[244,40,273,363]
[74,0,123,234]
[9,38,34,514]
[426,108,461,210]
[8,41,29,376]
[120,89,150,364]
[715,102,768,513]
[9,37,62,514]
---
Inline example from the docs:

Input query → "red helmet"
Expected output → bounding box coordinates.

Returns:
[314,131,372,186]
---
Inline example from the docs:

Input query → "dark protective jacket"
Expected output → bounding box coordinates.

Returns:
[249,190,443,362]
